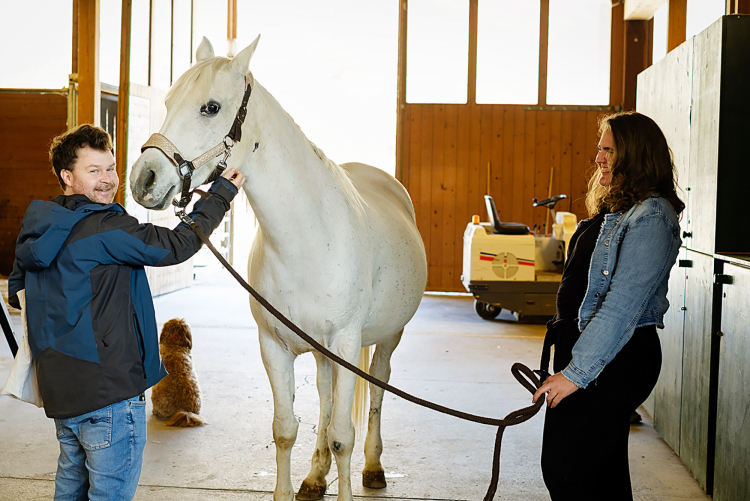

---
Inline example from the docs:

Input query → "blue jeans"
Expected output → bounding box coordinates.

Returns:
[53,395,147,501]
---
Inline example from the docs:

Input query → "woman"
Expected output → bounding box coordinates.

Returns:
[532,111,684,500]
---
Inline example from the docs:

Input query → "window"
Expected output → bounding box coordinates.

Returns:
[476,0,540,104]
[652,2,668,64]
[687,0,725,38]
[546,0,611,105]
[406,0,469,104]
[193,0,228,58]
[0,0,72,88]
[100,0,122,86]
[172,0,193,81]
[150,0,172,90]
[130,0,150,86]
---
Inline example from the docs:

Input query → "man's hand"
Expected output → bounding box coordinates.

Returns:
[221,167,246,189]
[532,372,579,408]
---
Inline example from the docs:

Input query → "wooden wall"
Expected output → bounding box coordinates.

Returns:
[0,92,68,276]
[400,103,604,292]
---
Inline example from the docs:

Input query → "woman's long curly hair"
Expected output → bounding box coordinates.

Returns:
[585,111,685,217]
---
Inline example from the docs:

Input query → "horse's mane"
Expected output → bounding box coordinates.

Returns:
[165,57,365,218]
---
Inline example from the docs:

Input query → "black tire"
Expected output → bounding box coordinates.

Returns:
[475,301,501,320]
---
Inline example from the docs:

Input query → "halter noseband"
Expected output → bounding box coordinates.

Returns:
[140,72,255,209]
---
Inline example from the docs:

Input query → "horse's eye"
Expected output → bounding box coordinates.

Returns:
[200,102,221,116]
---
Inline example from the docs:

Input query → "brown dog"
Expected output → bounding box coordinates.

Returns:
[151,318,206,427]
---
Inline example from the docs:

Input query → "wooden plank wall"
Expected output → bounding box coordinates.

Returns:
[400,104,604,292]
[0,92,68,276]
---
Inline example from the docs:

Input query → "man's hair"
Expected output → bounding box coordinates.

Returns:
[585,111,685,217]
[49,124,114,190]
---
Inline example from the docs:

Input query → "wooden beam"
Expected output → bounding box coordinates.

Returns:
[610,1,625,106]
[395,0,408,182]
[624,0,667,20]
[72,0,79,74]
[726,0,750,14]
[467,0,478,105]
[667,0,687,52]
[115,0,132,206]
[622,20,652,110]
[538,0,550,106]
[77,0,100,126]
[227,0,237,56]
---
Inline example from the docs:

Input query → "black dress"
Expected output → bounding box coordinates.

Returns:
[540,212,663,501]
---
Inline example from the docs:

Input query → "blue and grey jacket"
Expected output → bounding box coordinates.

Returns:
[563,196,682,389]
[8,178,238,418]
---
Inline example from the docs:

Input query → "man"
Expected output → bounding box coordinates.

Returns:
[7,124,245,500]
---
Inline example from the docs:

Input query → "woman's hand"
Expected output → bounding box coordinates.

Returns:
[221,167,246,189]
[533,372,579,408]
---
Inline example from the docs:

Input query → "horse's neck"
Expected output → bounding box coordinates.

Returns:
[240,85,356,253]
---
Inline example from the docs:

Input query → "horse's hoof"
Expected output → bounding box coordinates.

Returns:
[362,469,387,489]
[296,481,326,500]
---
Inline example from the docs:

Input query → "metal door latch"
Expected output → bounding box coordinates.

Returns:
[714,274,734,285]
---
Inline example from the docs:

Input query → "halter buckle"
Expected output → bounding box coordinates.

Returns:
[177,160,194,179]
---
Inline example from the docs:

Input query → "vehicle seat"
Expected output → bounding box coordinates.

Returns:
[484,196,530,235]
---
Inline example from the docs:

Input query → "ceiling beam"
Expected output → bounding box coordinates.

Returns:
[624,0,667,20]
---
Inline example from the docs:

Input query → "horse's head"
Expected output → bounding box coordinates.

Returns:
[130,36,259,209]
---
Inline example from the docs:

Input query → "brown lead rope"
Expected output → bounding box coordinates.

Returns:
[177,205,545,501]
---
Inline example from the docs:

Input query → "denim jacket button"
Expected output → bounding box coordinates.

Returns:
[595,293,600,297]
[603,270,609,275]
[604,241,610,246]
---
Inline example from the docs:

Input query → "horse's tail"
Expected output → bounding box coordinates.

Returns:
[352,345,373,436]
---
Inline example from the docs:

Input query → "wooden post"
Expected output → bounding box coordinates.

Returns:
[227,0,237,57]
[77,0,101,126]
[538,0,550,106]
[395,0,408,182]
[622,20,652,111]
[115,0,132,206]
[726,0,750,13]
[467,0,478,105]
[610,1,624,107]
[667,0,687,52]
[72,0,79,75]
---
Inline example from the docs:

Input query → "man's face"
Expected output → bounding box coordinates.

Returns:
[595,129,615,187]
[61,146,119,204]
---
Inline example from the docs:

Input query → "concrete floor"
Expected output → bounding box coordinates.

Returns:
[0,266,711,501]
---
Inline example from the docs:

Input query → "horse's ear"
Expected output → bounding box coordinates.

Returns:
[196,37,215,62]
[231,35,260,75]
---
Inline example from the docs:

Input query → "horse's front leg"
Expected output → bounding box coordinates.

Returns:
[362,329,402,489]
[328,333,362,501]
[259,329,298,501]
[297,351,333,500]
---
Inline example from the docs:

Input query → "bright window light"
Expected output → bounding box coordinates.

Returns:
[0,0,72,88]
[547,0,611,105]
[406,0,469,104]
[687,0,725,39]
[476,0,540,104]
[172,0,193,81]
[652,2,668,64]
[100,0,122,87]
[130,0,150,86]
[150,0,172,90]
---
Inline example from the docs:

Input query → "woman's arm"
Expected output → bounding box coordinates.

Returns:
[562,213,679,389]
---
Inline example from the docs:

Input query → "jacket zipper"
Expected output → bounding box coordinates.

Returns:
[132,314,147,379]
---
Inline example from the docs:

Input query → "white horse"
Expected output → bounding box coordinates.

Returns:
[130,37,427,501]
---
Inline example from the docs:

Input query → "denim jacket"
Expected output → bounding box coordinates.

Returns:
[561,196,682,389]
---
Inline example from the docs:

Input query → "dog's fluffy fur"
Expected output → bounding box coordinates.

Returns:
[151,318,206,427]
